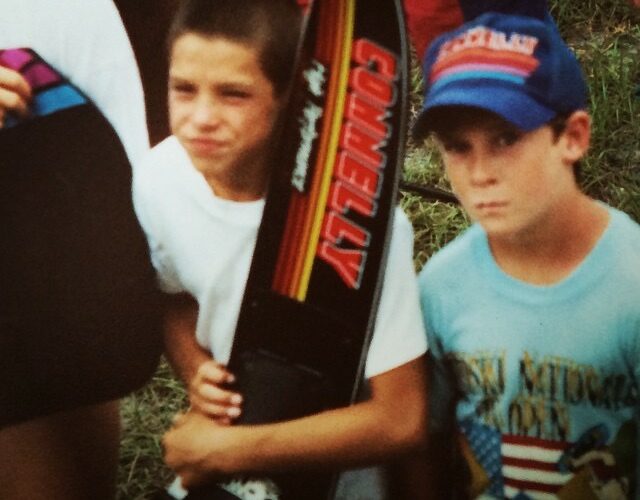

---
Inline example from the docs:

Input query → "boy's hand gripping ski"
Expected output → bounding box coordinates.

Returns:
[186,0,409,498]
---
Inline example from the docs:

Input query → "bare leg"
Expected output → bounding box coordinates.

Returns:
[0,400,120,500]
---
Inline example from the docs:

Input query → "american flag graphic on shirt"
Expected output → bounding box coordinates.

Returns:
[461,421,572,499]
[501,434,571,499]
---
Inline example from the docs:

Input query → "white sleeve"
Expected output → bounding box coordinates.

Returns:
[0,0,149,168]
[54,0,150,168]
[364,207,428,378]
[132,159,185,295]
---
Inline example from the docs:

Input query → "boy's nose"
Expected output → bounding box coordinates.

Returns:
[468,152,497,187]
[192,99,220,127]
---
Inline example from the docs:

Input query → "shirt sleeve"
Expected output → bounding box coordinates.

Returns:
[58,0,149,168]
[132,162,185,295]
[364,208,428,378]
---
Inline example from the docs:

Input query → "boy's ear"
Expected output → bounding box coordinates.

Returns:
[560,110,590,164]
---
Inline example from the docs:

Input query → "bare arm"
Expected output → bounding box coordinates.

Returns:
[164,293,242,423]
[163,354,428,488]
[164,293,209,382]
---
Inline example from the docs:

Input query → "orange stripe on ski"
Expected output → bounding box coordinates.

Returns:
[272,0,339,295]
[294,0,354,300]
[287,0,344,300]
[279,0,345,298]
[287,0,348,298]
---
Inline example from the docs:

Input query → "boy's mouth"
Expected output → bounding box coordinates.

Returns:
[187,137,227,154]
[475,201,508,210]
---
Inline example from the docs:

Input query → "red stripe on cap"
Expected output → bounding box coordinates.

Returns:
[432,48,538,76]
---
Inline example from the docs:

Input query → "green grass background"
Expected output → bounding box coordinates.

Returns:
[117,2,640,497]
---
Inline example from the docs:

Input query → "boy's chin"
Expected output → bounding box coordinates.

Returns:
[477,219,521,239]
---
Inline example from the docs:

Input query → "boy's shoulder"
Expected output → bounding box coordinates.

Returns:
[133,136,201,217]
[139,135,184,171]
[606,205,640,272]
[609,204,640,241]
[136,136,190,188]
[418,223,482,285]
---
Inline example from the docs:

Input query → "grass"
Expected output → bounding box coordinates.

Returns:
[117,361,187,499]
[558,0,640,217]
[117,3,640,498]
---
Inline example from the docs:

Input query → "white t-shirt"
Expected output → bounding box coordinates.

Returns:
[0,0,149,166]
[134,136,427,378]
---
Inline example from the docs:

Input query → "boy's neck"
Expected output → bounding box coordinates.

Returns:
[488,194,610,285]
[201,162,269,202]
[205,175,266,202]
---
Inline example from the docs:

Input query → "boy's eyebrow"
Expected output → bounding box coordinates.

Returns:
[433,130,463,144]
[217,81,253,90]
[167,75,252,88]
[168,74,190,83]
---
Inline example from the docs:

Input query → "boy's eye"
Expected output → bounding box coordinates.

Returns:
[170,82,196,95]
[222,88,251,100]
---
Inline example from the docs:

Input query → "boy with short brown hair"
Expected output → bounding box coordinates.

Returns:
[415,12,640,499]
[134,0,429,497]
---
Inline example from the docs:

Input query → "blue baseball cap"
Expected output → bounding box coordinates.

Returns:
[413,12,588,139]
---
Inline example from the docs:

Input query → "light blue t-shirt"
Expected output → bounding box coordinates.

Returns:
[419,205,640,499]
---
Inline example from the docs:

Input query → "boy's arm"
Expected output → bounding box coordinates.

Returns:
[163,354,428,488]
[164,293,210,383]
[164,293,242,422]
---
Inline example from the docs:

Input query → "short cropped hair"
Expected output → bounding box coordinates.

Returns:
[168,0,302,96]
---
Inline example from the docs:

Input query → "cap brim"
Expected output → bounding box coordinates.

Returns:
[412,82,557,140]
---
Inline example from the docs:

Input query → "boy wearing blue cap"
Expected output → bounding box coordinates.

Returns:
[414,12,640,499]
